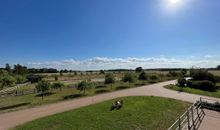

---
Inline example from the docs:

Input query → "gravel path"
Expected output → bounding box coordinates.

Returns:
[0,80,219,130]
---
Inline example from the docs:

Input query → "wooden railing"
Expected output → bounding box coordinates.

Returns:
[168,100,205,130]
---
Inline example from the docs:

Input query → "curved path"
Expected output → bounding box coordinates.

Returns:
[0,80,219,130]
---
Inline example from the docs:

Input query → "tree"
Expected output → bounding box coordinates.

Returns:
[13,64,28,75]
[123,73,136,86]
[217,65,220,70]
[77,80,91,94]
[51,82,64,91]
[36,81,51,100]
[135,67,143,73]
[100,70,105,74]
[181,69,187,77]
[138,72,148,80]
[5,64,12,74]
[54,75,58,81]
[104,73,115,90]
[190,69,215,83]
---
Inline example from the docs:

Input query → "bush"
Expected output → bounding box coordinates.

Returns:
[51,82,64,91]
[149,75,158,81]
[215,76,220,82]
[190,80,217,91]
[138,72,148,80]
[190,69,216,83]
[178,78,186,87]
[123,73,136,83]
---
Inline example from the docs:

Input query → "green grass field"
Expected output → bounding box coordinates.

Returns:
[13,96,190,130]
[165,84,220,98]
[0,81,149,113]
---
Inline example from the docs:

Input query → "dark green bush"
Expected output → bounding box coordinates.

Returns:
[178,78,186,87]
[190,80,217,91]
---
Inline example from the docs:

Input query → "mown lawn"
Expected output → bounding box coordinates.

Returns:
[13,96,190,130]
[165,84,220,98]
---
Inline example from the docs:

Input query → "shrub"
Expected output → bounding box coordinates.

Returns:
[104,73,115,90]
[135,67,143,73]
[178,78,186,87]
[190,80,216,91]
[36,81,51,100]
[123,73,136,83]
[149,75,158,81]
[190,69,216,83]
[214,76,220,82]
[51,82,64,91]
[138,72,148,80]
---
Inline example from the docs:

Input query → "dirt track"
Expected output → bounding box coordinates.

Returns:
[0,80,219,130]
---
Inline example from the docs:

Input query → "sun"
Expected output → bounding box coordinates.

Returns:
[168,0,181,6]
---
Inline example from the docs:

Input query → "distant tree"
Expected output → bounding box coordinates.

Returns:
[138,72,148,80]
[181,69,187,77]
[77,79,91,94]
[51,82,64,91]
[5,64,12,74]
[123,73,136,86]
[54,75,58,81]
[13,64,28,75]
[36,81,51,100]
[217,65,220,70]
[135,67,143,73]
[100,70,105,74]
[104,73,115,90]
[74,71,77,75]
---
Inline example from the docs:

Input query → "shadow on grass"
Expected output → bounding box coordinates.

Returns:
[63,93,85,100]
[0,102,30,110]
[35,92,55,97]
[134,83,146,87]
[95,85,107,89]
[115,86,129,90]
[95,89,110,94]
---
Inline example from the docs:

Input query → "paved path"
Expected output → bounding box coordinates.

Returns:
[199,109,220,130]
[0,80,220,130]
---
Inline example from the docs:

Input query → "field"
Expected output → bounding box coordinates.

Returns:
[165,84,220,98]
[0,71,176,113]
[209,70,220,76]
[13,96,190,130]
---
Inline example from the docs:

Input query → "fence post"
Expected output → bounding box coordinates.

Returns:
[191,106,195,130]
[187,109,190,130]
[196,106,201,122]
[178,118,181,130]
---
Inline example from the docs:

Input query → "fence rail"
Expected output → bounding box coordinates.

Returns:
[168,97,220,130]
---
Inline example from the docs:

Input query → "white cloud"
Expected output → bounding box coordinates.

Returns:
[25,56,220,70]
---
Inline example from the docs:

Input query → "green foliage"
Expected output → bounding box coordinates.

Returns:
[167,71,180,77]
[181,69,187,76]
[51,82,64,91]
[104,73,115,84]
[13,64,28,75]
[135,67,143,73]
[190,80,216,91]
[27,74,42,83]
[149,75,158,81]
[15,75,27,84]
[77,80,91,94]
[190,69,215,83]
[54,75,58,81]
[5,64,12,74]
[1,75,16,88]
[36,81,51,98]
[100,70,105,74]
[177,78,186,87]
[122,73,136,83]
[138,72,148,80]
[217,65,220,70]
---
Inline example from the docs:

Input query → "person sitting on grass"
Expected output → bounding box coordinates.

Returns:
[110,100,124,111]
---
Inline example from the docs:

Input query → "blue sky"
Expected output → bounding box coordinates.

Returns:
[0,0,220,70]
